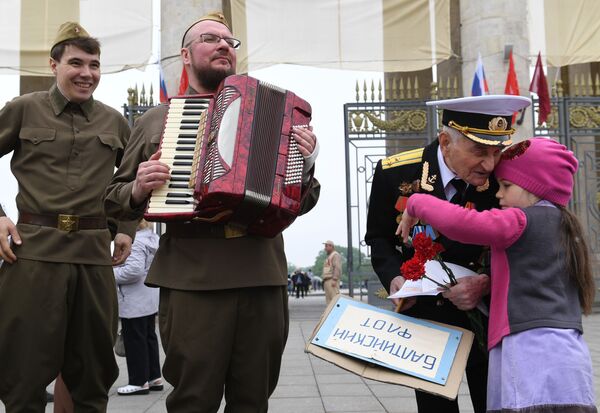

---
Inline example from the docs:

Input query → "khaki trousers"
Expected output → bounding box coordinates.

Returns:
[158,286,289,413]
[0,259,118,413]
[323,278,340,304]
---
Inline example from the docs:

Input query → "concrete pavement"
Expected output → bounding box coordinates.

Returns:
[2,293,599,412]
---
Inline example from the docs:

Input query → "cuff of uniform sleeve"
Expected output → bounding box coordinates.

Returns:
[302,140,319,183]
[117,219,138,239]
[123,181,148,218]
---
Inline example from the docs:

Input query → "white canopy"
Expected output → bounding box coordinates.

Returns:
[0,0,152,75]
[231,0,453,74]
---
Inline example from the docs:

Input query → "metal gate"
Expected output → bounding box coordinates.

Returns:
[343,90,439,298]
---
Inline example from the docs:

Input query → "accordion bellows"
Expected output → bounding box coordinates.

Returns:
[144,75,312,237]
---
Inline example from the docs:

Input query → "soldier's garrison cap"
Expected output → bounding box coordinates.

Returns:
[51,22,91,51]
[182,11,232,47]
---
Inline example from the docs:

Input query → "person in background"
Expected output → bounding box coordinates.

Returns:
[322,240,342,304]
[292,269,305,299]
[115,220,163,396]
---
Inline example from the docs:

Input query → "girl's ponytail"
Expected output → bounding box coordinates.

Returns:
[559,206,595,315]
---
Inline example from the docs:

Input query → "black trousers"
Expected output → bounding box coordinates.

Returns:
[121,314,161,386]
[405,297,488,413]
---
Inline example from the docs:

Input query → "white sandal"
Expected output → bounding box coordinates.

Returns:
[148,378,164,391]
[117,383,149,395]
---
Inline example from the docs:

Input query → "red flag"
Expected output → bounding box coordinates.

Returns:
[529,52,551,126]
[178,66,189,95]
[504,50,520,124]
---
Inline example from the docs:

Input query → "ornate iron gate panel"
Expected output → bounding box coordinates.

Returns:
[343,100,438,296]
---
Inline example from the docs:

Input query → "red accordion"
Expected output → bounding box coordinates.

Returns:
[144,75,312,237]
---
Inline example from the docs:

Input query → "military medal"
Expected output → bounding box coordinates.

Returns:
[464,201,476,210]
[395,195,409,212]
[398,182,413,196]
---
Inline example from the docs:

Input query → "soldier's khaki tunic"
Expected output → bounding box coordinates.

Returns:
[104,88,320,413]
[0,84,135,413]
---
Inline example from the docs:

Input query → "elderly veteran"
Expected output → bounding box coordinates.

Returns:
[365,95,531,413]
[0,22,135,412]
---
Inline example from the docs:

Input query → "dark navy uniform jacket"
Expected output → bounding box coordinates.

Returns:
[365,139,499,327]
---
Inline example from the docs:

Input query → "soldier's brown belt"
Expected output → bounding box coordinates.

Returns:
[18,211,108,232]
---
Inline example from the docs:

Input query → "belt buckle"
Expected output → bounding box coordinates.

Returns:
[57,214,79,232]
[223,224,246,239]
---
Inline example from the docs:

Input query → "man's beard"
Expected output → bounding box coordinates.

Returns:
[191,61,235,92]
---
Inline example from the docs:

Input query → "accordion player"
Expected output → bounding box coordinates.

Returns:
[144,74,312,238]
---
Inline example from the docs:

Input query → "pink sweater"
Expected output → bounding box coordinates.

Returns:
[406,194,527,349]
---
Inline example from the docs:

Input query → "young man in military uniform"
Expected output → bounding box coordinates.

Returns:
[0,22,135,412]
[104,12,320,413]
[365,95,531,413]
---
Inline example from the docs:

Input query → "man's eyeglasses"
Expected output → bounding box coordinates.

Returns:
[187,33,241,49]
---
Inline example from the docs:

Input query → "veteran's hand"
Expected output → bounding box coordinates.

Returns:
[112,233,133,265]
[396,211,418,243]
[0,216,21,264]
[131,151,171,206]
[389,275,416,311]
[292,126,316,157]
[442,274,490,310]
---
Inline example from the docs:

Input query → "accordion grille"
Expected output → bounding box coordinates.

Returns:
[201,86,238,184]
[202,140,227,183]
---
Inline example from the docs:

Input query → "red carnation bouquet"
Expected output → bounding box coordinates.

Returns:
[400,233,454,287]
[401,232,487,352]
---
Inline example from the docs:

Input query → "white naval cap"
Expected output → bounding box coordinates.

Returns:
[426,95,532,146]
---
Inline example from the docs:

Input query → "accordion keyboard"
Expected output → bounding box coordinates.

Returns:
[146,97,210,215]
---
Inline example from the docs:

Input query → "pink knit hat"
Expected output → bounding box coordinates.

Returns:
[494,137,578,206]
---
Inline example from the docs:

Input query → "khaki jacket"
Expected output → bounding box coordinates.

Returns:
[0,84,135,265]
[323,250,342,281]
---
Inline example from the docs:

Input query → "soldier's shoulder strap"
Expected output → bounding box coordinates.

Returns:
[381,147,424,170]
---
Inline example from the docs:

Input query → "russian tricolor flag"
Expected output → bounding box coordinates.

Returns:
[159,65,168,103]
[471,53,489,96]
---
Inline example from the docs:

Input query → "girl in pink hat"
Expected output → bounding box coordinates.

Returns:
[397,137,596,413]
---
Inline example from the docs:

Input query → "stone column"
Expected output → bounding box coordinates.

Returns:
[161,0,223,96]
[460,0,533,141]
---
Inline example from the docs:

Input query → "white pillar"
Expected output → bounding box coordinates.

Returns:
[161,0,223,96]
[460,0,533,141]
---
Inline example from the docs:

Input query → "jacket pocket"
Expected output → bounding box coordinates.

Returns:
[19,127,56,144]
[97,133,124,151]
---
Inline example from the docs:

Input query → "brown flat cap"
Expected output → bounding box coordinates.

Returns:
[51,22,91,51]
[181,11,232,47]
